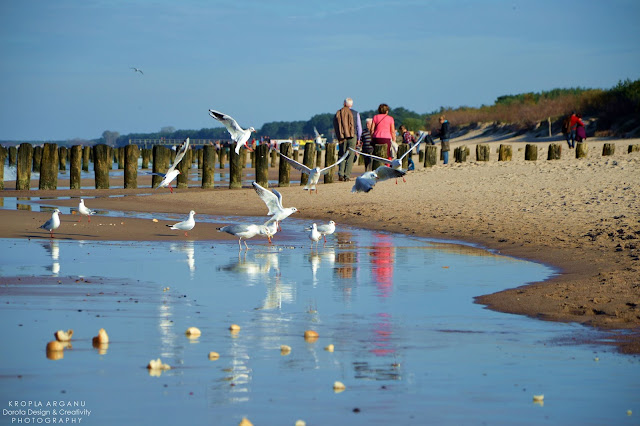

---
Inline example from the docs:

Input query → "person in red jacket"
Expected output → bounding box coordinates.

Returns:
[568,112,584,148]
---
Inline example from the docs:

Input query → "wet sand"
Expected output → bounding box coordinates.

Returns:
[2,132,639,353]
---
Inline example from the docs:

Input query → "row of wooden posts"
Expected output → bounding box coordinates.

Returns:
[1,141,638,191]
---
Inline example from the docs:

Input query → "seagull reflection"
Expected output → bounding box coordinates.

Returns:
[42,240,60,275]
[260,276,294,310]
[218,251,280,279]
[170,242,195,275]
[308,248,335,285]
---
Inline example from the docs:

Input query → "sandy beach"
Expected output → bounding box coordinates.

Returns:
[2,131,639,353]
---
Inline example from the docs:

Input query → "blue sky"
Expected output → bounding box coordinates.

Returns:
[1,0,638,141]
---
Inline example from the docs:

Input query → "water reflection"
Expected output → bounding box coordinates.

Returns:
[371,233,395,297]
[218,251,279,281]
[170,242,195,276]
[307,247,335,285]
[42,240,60,275]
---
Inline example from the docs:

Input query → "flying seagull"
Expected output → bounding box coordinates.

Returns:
[277,150,349,193]
[350,137,423,182]
[208,109,255,155]
[130,67,144,75]
[252,181,298,230]
[351,167,406,193]
[151,138,190,193]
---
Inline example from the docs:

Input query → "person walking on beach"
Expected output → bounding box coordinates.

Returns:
[371,103,396,159]
[567,112,584,149]
[575,113,587,143]
[359,118,375,171]
[333,98,357,181]
[437,115,451,164]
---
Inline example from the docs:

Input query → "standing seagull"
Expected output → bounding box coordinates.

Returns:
[152,138,190,193]
[252,182,298,230]
[208,109,255,155]
[277,151,349,193]
[130,67,144,75]
[166,210,196,237]
[39,209,61,238]
[217,223,272,250]
[306,220,336,243]
[78,199,96,222]
[308,223,322,249]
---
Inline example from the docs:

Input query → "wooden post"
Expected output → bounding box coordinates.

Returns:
[16,143,34,190]
[141,148,151,169]
[254,143,269,188]
[418,149,424,164]
[628,144,640,153]
[498,144,512,161]
[8,146,17,167]
[397,143,409,169]
[373,144,387,170]
[301,143,315,186]
[324,142,337,184]
[0,147,6,190]
[70,145,82,189]
[152,145,171,188]
[454,145,467,163]
[423,145,437,168]
[602,143,615,156]
[202,145,216,189]
[278,142,292,187]
[476,144,490,161]
[525,144,538,161]
[548,117,552,137]
[33,145,42,172]
[547,143,562,160]
[124,144,140,189]
[270,149,277,168]
[116,147,125,169]
[93,144,110,189]
[197,148,204,169]
[229,148,242,189]
[218,146,227,170]
[177,148,191,189]
[576,142,588,159]
[82,146,91,171]
[39,143,59,190]
[241,148,248,168]
[58,146,67,171]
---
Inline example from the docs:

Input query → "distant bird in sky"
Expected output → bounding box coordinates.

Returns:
[130,67,144,75]
[78,199,96,222]
[166,210,196,237]
[277,150,349,193]
[252,181,298,230]
[151,138,190,193]
[208,109,255,155]
[39,209,61,238]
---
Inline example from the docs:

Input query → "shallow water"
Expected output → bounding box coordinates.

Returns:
[0,214,638,425]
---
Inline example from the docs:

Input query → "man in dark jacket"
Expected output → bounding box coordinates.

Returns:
[438,115,451,164]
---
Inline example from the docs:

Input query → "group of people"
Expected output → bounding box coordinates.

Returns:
[332,98,452,181]
[562,112,586,148]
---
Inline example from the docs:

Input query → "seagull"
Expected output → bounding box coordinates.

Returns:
[166,210,196,237]
[305,220,336,243]
[78,199,96,222]
[151,138,190,193]
[130,67,144,75]
[39,209,61,238]
[350,137,422,182]
[208,109,255,155]
[351,167,406,193]
[308,223,322,248]
[278,150,349,193]
[252,182,298,230]
[217,223,272,250]
[264,219,278,243]
[313,127,324,148]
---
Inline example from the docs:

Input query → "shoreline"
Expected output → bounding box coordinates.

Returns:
[1,134,639,354]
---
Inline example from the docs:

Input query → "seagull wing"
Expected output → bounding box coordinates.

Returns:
[398,139,422,161]
[252,182,283,215]
[375,166,406,181]
[319,150,350,175]
[167,138,190,173]
[277,152,312,175]
[349,148,391,165]
[352,172,378,193]
[314,127,321,138]
[209,109,246,142]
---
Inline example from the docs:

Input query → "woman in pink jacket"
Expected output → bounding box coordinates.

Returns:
[370,103,396,158]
